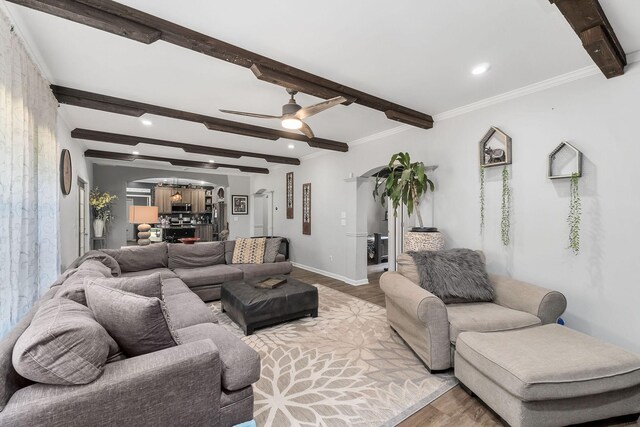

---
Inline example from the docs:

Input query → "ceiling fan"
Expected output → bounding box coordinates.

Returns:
[219,89,347,139]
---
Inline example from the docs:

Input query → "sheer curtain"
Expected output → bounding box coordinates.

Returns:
[0,10,59,338]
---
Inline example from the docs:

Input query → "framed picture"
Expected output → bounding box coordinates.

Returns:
[302,183,311,235]
[479,126,512,168]
[286,172,294,219]
[231,195,248,215]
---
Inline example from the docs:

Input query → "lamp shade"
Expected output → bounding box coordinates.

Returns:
[128,205,159,224]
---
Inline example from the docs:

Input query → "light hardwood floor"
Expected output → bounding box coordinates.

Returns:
[289,267,639,427]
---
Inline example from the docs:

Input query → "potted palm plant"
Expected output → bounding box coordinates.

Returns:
[373,152,444,250]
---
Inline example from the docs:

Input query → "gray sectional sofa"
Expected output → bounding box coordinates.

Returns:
[0,243,269,426]
[103,239,292,301]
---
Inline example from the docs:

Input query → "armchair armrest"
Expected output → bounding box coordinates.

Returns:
[0,340,222,427]
[380,272,447,324]
[380,272,451,370]
[490,274,567,324]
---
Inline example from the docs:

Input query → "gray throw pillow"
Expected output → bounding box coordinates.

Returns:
[86,283,180,357]
[55,261,112,305]
[12,298,118,385]
[168,242,225,269]
[84,273,163,300]
[100,242,168,273]
[263,238,283,263]
[408,249,494,303]
[224,240,235,264]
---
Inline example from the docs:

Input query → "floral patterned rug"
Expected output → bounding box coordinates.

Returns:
[211,284,457,427]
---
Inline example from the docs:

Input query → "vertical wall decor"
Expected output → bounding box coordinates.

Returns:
[286,172,294,219]
[501,166,511,246]
[568,173,582,255]
[302,183,311,235]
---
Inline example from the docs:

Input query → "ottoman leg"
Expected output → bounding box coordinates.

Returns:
[311,309,318,318]
[244,325,254,336]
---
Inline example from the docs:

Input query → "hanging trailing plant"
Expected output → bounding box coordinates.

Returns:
[501,166,511,246]
[479,165,486,234]
[568,172,581,255]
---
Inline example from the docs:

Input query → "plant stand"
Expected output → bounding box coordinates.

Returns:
[404,231,445,252]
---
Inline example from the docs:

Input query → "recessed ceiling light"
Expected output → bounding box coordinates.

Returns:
[209,159,215,163]
[471,63,491,75]
[200,181,205,185]
[288,143,295,149]
[132,151,140,155]
[141,119,153,126]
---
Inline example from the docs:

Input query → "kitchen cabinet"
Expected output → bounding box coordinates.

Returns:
[154,186,172,214]
[191,189,205,213]
[194,224,213,241]
[180,188,192,205]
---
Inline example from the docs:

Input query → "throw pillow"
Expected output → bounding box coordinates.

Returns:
[12,298,118,385]
[100,242,168,273]
[232,238,266,264]
[168,242,225,269]
[263,238,282,263]
[408,249,494,303]
[85,283,180,357]
[55,260,112,305]
[83,273,164,300]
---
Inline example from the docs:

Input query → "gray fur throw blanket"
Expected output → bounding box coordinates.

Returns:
[407,249,493,303]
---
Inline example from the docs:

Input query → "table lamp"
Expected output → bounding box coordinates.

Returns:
[129,205,159,246]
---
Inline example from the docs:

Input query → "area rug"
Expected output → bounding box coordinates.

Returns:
[211,284,458,427]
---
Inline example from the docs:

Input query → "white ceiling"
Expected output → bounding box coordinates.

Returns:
[5,0,639,174]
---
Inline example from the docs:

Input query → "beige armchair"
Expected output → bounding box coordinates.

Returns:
[380,254,567,372]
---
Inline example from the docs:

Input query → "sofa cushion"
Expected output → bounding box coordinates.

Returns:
[101,242,168,273]
[77,251,121,277]
[55,261,112,305]
[84,273,163,300]
[263,238,282,263]
[232,238,266,264]
[456,324,640,401]
[407,249,493,303]
[12,299,117,385]
[168,242,225,269]
[164,291,218,329]
[176,323,260,391]
[161,277,192,297]
[233,262,292,280]
[85,283,179,357]
[174,265,244,288]
[120,267,177,279]
[447,302,541,344]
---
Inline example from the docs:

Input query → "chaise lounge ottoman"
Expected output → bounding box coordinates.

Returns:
[455,324,640,427]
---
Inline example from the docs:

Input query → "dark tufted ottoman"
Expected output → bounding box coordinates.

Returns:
[221,276,318,335]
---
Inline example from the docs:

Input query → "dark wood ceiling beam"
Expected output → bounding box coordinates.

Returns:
[84,149,270,174]
[9,0,433,128]
[51,85,349,152]
[550,0,626,78]
[250,64,357,106]
[5,0,161,44]
[71,128,300,165]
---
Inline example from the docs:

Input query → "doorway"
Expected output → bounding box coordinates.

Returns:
[126,195,151,242]
[253,189,274,237]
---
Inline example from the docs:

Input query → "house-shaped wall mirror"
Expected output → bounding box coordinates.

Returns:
[479,126,512,168]
[548,141,582,179]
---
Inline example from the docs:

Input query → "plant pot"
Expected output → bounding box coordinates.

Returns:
[93,219,105,238]
[410,227,438,232]
[404,231,445,252]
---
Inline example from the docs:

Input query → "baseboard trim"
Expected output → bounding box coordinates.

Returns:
[291,262,369,286]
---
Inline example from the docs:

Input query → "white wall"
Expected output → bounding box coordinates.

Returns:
[255,63,640,352]
[365,180,387,234]
[57,117,92,270]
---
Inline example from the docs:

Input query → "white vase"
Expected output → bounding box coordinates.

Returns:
[93,219,105,238]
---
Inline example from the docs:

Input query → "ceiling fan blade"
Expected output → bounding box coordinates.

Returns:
[219,109,282,120]
[295,96,347,119]
[299,121,315,139]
